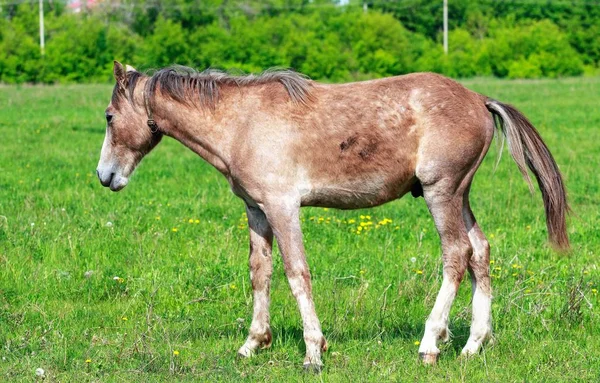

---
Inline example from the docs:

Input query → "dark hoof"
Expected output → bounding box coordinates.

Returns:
[419,352,439,365]
[303,363,323,373]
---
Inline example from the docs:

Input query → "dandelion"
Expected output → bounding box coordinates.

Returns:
[172,227,178,232]
[173,350,180,356]
[410,257,417,263]
[122,317,128,321]
[348,219,356,224]
[155,216,161,220]
[489,260,495,265]
[230,284,237,290]
[188,219,194,223]
[414,341,420,346]
[85,359,92,363]
[105,221,113,227]
[490,233,495,239]
[415,270,423,275]
[323,208,329,211]
[194,219,200,224]
[359,269,366,275]
[583,270,589,275]
[592,289,598,294]
[35,368,45,377]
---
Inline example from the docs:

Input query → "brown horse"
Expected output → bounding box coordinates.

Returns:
[97,61,569,370]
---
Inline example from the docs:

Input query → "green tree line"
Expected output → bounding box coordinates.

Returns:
[0,0,598,83]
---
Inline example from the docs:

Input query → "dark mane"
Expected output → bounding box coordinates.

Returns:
[114,65,313,109]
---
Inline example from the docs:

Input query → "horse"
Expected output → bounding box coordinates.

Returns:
[97,61,569,371]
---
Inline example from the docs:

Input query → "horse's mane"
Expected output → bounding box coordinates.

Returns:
[113,65,313,109]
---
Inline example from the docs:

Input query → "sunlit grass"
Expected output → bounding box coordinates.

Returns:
[0,78,599,381]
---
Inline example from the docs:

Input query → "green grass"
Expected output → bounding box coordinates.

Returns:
[0,77,599,382]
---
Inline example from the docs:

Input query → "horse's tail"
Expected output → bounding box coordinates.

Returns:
[485,98,570,250]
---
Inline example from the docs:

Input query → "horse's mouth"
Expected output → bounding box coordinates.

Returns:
[109,179,127,192]
[97,170,128,192]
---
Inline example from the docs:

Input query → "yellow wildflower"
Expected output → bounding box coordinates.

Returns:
[173,350,180,356]
[415,270,423,275]
[414,341,420,346]
[85,359,91,363]
[172,227,178,232]
[122,317,128,321]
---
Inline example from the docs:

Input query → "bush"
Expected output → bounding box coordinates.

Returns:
[0,4,591,83]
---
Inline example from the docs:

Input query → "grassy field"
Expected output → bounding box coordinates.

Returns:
[0,77,599,382]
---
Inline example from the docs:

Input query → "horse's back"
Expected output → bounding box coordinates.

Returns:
[292,73,492,208]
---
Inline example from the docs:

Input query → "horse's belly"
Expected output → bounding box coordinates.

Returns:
[300,174,416,209]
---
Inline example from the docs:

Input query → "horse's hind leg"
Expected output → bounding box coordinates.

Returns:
[238,205,274,357]
[418,181,472,364]
[461,194,493,356]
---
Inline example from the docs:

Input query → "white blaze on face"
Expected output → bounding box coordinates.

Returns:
[96,128,129,191]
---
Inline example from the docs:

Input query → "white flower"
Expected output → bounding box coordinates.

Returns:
[84,271,94,279]
[35,368,45,377]
[105,221,113,227]
[113,276,120,281]
[30,222,35,227]
[410,257,417,263]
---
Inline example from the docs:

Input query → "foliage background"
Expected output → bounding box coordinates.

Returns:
[1,0,599,83]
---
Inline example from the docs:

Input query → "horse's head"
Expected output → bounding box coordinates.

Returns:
[97,61,162,191]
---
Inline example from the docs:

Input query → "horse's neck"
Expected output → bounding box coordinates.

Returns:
[155,96,237,176]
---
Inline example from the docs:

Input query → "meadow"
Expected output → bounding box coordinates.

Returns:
[0,76,599,382]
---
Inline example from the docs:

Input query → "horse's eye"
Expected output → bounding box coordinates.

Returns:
[105,113,114,124]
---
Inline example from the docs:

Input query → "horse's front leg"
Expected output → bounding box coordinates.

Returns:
[238,205,274,357]
[262,198,327,372]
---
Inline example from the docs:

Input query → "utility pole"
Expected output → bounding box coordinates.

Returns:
[39,0,45,55]
[443,0,448,54]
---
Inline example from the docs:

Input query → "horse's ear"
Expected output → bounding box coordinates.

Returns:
[125,64,137,73]
[113,61,126,89]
